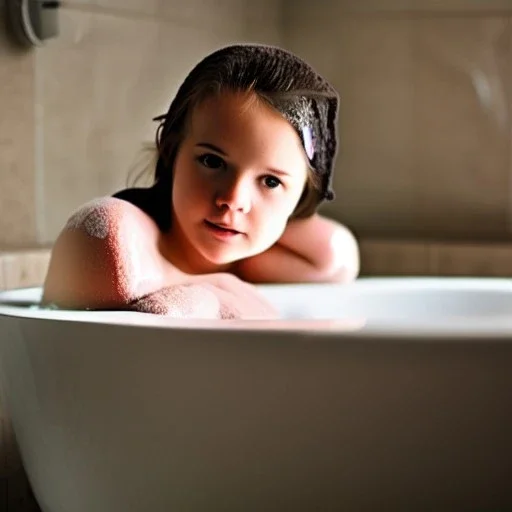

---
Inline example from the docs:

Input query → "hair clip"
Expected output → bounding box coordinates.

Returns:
[302,126,315,160]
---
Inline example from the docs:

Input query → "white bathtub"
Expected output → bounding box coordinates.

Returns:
[0,277,511,511]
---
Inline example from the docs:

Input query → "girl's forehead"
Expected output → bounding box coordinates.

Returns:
[190,91,262,121]
[188,91,292,137]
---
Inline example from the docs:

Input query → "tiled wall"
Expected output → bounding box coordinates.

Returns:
[3,0,512,247]
[0,6,37,249]
[283,0,512,242]
[0,250,51,290]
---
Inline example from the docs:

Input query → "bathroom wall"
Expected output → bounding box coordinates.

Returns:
[3,0,512,283]
[283,0,512,242]
[0,0,37,250]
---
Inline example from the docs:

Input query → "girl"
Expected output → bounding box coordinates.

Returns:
[42,44,359,319]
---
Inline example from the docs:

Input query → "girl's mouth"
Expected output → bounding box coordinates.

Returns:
[204,220,242,238]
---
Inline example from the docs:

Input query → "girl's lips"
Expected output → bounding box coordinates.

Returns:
[204,220,242,238]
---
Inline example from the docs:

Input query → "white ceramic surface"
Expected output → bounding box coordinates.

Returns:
[0,277,511,511]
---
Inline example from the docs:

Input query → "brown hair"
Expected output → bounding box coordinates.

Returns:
[154,86,324,220]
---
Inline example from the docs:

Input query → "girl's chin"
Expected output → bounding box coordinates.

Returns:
[199,249,246,268]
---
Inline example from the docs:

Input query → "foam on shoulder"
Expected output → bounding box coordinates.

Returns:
[66,197,120,239]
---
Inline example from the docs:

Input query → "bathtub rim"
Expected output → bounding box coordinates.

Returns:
[1,278,512,339]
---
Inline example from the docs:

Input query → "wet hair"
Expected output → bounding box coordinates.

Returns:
[114,44,340,232]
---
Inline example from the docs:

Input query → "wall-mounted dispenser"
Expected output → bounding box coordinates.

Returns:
[5,0,60,47]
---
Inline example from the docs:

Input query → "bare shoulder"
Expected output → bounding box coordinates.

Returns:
[64,196,153,232]
[42,197,169,310]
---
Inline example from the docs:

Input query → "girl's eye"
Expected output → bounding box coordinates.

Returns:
[197,153,225,169]
[263,175,282,189]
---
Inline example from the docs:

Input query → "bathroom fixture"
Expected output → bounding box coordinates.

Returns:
[5,0,59,47]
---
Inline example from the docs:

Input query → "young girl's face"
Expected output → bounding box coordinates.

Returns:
[169,90,309,272]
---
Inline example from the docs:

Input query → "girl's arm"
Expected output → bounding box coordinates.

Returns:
[234,214,360,284]
[42,198,182,310]
[42,198,278,319]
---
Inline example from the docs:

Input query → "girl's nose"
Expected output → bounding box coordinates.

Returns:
[214,177,252,214]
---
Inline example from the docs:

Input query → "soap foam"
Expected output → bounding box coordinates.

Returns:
[130,285,221,319]
[66,197,117,239]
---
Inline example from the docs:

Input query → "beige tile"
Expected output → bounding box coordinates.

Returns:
[360,239,430,276]
[0,11,38,248]
[282,0,334,28]
[1,250,51,290]
[245,0,283,24]
[156,0,284,42]
[508,15,512,234]
[0,257,4,291]
[37,9,229,242]
[244,0,284,45]
[93,0,161,16]
[413,17,511,239]
[93,0,283,32]
[429,242,512,276]
[301,19,417,237]
[244,23,283,46]
[156,0,247,26]
[38,9,156,244]
[285,11,512,242]
[287,0,512,16]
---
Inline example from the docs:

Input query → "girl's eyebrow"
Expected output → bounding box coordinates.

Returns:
[195,142,292,177]
[196,142,228,156]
